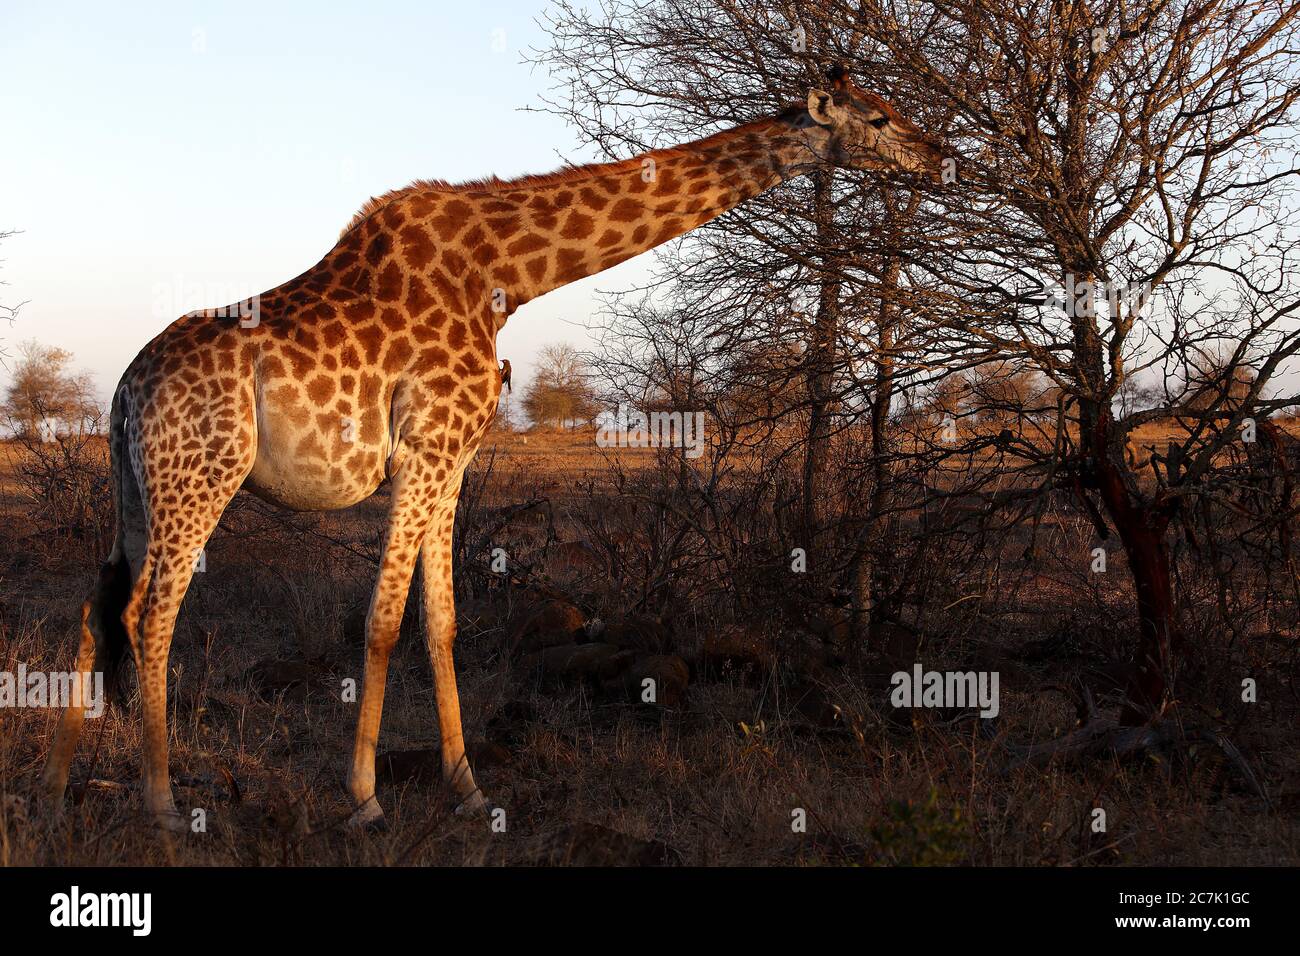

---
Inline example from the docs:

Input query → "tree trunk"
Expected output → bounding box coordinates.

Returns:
[1072,255,1182,725]
[1091,414,1182,724]
[802,171,841,546]
[852,251,900,660]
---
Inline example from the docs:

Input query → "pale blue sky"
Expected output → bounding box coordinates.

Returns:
[0,0,640,403]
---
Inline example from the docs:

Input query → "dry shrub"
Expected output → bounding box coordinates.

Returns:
[8,424,112,564]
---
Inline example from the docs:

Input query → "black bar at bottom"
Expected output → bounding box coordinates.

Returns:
[0,866,1287,941]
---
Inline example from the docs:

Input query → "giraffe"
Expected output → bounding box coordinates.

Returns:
[41,67,944,831]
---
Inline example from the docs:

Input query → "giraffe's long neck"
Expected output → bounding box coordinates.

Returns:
[374,114,826,320]
[492,117,821,309]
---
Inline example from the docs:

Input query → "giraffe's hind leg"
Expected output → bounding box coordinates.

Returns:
[128,477,243,832]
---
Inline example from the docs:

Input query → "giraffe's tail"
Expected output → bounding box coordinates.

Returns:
[87,386,140,702]
[84,553,133,703]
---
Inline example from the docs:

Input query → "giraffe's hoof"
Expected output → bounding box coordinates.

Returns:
[453,790,490,816]
[347,798,386,832]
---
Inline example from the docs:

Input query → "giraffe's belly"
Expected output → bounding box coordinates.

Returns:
[242,461,382,512]
[243,418,389,512]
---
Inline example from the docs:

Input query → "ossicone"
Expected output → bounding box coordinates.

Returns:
[826,63,854,92]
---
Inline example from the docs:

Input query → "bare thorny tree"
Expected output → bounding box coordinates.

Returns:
[852,0,1300,728]
[533,1,1300,757]
[534,2,946,632]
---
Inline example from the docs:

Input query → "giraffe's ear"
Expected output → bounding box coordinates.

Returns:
[807,89,844,126]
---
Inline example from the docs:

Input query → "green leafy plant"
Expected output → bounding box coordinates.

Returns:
[868,789,970,866]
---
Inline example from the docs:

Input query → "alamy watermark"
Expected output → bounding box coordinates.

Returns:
[595,403,707,459]
[0,665,104,718]
[890,663,1000,718]
[151,274,261,327]
[50,886,151,936]
[1037,274,1152,320]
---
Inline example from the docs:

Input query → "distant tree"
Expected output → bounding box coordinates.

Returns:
[721,340,809,428]
[522,343,600,429]
[2,340,99,438]
[962,361,1053,430]
[1181,346,1258,414]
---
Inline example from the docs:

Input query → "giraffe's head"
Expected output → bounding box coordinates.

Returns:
[805,65,946,181]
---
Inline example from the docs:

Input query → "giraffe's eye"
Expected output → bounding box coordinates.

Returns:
[869,116,890,130]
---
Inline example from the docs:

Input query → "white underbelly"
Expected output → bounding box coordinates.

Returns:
[242,460,380,511]
[244,421,389,512]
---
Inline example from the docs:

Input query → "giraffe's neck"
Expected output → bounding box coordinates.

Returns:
[333,114,828,322]
[491,116,823,308]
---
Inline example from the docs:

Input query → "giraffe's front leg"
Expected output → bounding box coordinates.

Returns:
[346,466,433,830]
[420,507,487,815]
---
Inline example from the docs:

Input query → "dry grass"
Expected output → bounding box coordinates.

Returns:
[0,429,1297,866]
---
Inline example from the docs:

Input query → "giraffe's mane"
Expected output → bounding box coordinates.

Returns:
[338,112,801,239]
